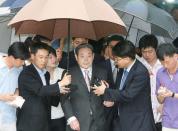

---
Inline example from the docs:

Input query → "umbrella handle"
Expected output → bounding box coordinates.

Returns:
[125,16,135,40]
[18,34,21,41]
[67,19,71,72]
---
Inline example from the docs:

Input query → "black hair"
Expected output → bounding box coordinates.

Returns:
[48,46,57,57]
[112,40,136,60]
[24,37,34,51]
[75,43,94,56]
[172,37,178,53]
[8,42,30,60]
[139,34,158,50]
[156,43,177,61]
[33,35,50,43]
[107,34,124,45]
[30,42,50,55]
[173,37,178,47]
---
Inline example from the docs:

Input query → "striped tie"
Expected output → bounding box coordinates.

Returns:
[119,69,128,90]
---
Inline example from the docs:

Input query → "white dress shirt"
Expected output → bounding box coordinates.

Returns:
[138,57,162,123]
[80,66,92,80]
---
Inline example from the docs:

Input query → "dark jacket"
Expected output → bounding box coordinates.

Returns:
[61,64,107,131]
[104,60,156,131]
[17,64,60,131]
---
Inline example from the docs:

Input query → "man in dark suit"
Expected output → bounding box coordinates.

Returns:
[93,40,156,131]
[17,42,71,131]
[101,35,124,131]
[59,37,105,69]
[61,43,112,131]
[102,35,124,88]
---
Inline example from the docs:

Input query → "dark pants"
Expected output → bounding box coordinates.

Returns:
[104,106,118,131]
[113,116,121,131]
[155,122,162,131]
[50,117,66,131]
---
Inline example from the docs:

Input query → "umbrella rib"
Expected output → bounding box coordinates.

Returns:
[92,22,97,39]
[52,19,57,40]
[66,19,71,71]
[126,16,135,39]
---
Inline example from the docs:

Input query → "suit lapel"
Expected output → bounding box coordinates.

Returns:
[91,64,97,84]
[107,60,115,84]
[45,72,50,85]
[29,64,44,86]
[116,69,123,89]
[121,60,138,90]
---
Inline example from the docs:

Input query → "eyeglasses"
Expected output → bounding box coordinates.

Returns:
[114,57,127,62]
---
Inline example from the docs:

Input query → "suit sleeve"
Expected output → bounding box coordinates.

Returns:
[60,84,76,120]
[104,68,150,103]
[59,68,74,119]
[18,71,60,97]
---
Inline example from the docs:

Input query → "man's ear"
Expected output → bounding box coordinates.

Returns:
[31,54,35,60]
[173,53,178,60]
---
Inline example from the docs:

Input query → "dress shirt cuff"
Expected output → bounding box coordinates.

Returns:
[67,116,77,125]
[6,96,25,108]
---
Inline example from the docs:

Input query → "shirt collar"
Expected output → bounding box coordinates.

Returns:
[80,66,92,75]
[33,64,47,76]
[125,59,136,72]
[110,59,115,70]
[142,57,161,68]
[0,56,7,69]
[162,67,178,73]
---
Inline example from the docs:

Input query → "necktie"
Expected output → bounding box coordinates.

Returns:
[119,69,128,90]
[84,70,90,91]
[113,66,117,83]
[40,72,47,86]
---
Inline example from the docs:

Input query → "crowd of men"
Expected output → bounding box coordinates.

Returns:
[0,34,178,131]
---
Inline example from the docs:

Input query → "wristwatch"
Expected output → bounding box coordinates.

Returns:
[171,92,175,98]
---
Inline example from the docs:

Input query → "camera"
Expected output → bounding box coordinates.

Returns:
[91,77,101,87]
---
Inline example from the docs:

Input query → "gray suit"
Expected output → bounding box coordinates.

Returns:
[61,64,107,131]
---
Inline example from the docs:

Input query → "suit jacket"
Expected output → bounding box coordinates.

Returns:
[101,59,120,89]
[104,60,156,131]
[17,64,60,131]
[59,51,105,69]
[61,64,107,131]
[101,59,122,131]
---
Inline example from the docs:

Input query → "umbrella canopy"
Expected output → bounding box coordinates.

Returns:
[8,0,127,40]
[147,3,177,39]
[126,27,172,46]
[105,0,177,39]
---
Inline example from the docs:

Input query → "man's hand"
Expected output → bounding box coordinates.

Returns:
[158,87,172,98]
[103,101,114,107]
[59,73,71,94]
[59,86,70,94]
[0,94,16,102]
[92,80,107,96]
[60,73,71,87]
[157,104,163,114]
[7,96,25,108]
[70,119,80,131]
